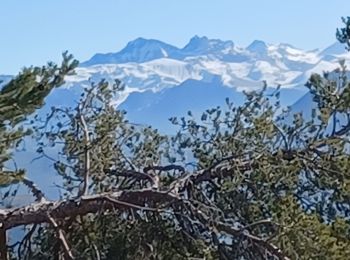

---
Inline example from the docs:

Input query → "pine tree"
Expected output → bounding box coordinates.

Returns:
[0,52,78,188]
[1,18,350,260]
[337,16,350,50]
[0,52,77,259]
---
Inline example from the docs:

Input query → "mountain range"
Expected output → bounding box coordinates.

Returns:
[61,36,348,131]
[1,36,349,202]
[2,36,349,131]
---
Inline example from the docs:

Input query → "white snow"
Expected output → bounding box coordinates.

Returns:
[60,37,350,107]
[160,48,168,57]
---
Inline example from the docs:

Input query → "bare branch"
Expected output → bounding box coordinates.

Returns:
[0,189,177,230]
[241,219,276,231]
[47,213,74,260]
[0,184,289,259]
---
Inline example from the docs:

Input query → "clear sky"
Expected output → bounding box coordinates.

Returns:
[1,0,349,74]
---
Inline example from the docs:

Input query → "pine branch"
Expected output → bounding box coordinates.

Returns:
[0,189,176,230]
[0,186,288,259]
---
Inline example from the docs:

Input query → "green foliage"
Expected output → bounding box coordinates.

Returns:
[5,17,350,260]
[31,214,216,260]
[337,16,350,50]
[0,52,77,187]
[25,66,350,259]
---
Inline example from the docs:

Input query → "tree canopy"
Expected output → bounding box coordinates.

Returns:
[1,17,350,260]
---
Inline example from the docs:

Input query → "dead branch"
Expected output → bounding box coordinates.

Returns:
[0,161,291,259]
[47,214,74,260]
[0,189,176,230]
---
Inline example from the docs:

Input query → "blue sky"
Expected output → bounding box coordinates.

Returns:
[1,0,349,74]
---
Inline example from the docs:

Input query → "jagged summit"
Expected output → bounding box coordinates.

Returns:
[182,35,234,54]
[62,35,350,127]
[74,36,349,109]
[82,36,239,66]
[247,40,268,53]
[82,37,181,66]
[81,35,340,68]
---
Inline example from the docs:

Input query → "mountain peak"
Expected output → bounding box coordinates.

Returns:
[247,40,268,53]
[188,35,209,44]
[124,37,166,49]
[183,35,233,54]
[82,37,181,66]
[183,35,210,51]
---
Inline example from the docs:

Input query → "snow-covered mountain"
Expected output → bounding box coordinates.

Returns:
[3,36,350,131]
[60,36,349,130]
[2,36,349,204]
[76,36,349,92]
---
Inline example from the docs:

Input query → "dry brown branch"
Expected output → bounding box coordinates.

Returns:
[0,187,288,259]
[0,189,176,230]
[0,161,290,259]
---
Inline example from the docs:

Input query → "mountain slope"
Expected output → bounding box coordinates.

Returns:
[1,36,349,203]
[70,37,349,112]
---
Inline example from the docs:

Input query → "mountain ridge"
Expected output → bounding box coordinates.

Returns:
[3,36,347,128]
[70,37,349,110]
[1,36,349,202]
[81,36,347,66]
